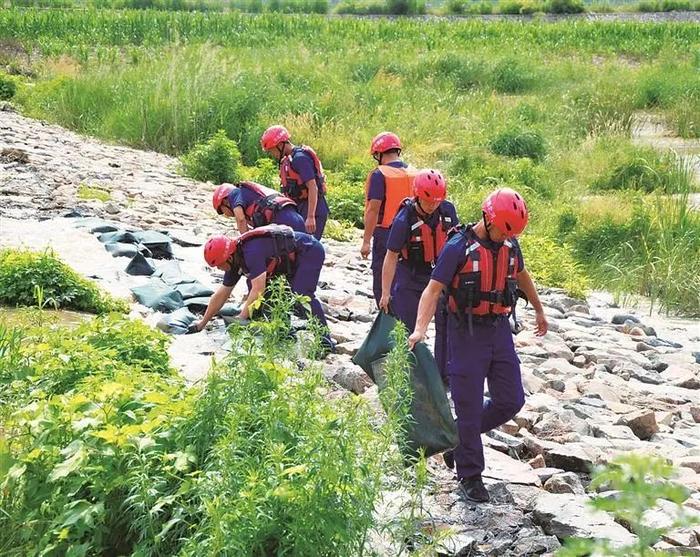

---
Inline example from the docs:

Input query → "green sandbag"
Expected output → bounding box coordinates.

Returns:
[351,312,398,381]
[131,280,184,312]
[174,281,214,300]
[372,345,458,459]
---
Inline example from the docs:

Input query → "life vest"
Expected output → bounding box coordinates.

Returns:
[238,181,296,228]
[279,145,327,202]
[365,164,418,228]
[233,224,298,278]
[398,199,453,272]
[447,225,520,332]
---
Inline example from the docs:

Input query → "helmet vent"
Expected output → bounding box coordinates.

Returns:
[505,222,512,232]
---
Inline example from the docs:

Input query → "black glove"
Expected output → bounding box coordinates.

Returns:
[187,323,200,334]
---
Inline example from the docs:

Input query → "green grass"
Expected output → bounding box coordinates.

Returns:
[77,183,111,201]
[3,9,700,313]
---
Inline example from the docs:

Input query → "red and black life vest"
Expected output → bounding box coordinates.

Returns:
[279,145,327,202]
[398,199,454,272]
[238,181,296,228]
[447,225,520,331]
[233,224,298,278]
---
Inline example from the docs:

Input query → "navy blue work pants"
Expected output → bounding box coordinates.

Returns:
[273,206,306,233]
[289,241,328,328]
[447,315,525,481]
[370,227,390,305]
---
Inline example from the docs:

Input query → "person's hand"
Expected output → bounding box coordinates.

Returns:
[305,216,316,235]
[360,240,371,259]
[188,321,203,334]
[379,293,391,314]
[238,307,250,321]
[534,310,548,337]
[408,329,425,350]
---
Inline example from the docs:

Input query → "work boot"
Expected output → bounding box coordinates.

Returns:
[442,449,455,470]
[458,476,490,503]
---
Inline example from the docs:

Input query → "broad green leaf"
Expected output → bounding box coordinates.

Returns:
[49,447,87,482]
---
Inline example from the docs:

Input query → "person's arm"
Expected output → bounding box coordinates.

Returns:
[408,280,444,349]
[232,206,250,234]
[239,271,267,320]
[379,250,399,312]
[361,199,382,258]
[194,285,233,331]
[517,269,548,336]
[304,178,318,235]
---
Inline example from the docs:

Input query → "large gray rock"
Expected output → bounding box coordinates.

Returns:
[545,443,601,473]
[517,331,575,362]
[482,447,542,486]
[544,472,585,495]
[613,362,665,385]
[616,410,659,440]
[533,493,637,546]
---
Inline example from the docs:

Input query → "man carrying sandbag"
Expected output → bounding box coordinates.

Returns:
[408,188,548,503]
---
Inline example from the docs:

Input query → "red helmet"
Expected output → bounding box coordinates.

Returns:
[260,125,290,151]
[370,132,401,155]
[212,184,235,214]
[482,188,529,237]
[203,235,236,268]
[413,169,446,203]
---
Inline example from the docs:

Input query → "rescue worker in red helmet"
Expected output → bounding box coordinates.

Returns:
[362,131,418,305]
[260,125,329,241]
[408,188,547,504]
[379,169,458,382]
[192,224,333,352]
[212,181,305,234]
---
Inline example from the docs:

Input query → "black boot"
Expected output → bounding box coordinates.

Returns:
[458,475,490,503]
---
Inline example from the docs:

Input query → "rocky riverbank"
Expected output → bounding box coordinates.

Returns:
[2,109,700,556]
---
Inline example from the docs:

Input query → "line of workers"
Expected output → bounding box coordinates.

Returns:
[194,126,549,504]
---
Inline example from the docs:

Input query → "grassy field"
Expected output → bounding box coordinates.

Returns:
[1,9,699,314]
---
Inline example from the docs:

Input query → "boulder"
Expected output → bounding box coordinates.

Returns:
[516,330,575,362]
[662,365,700,390]
[616,410,659,440]
[544,472,585,495]
[532,493,637,546]
[482,447,542,486]
[534,467,565,483]
[545,443,601,473]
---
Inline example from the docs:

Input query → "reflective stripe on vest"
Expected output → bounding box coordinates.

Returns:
[238,181,296,227]
[279,146,326,201]
[448,227,520,317]
[233,224,298,278]
[399,199,452,269]
[365,165,418,228]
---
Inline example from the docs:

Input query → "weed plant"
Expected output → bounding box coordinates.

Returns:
[180,129,243,184]
[0,248,128,314]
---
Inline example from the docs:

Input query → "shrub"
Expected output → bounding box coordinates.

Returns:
[489,129,547,161]
[520,235,590,299]
[592,152,692,193]
[180,129,242,184]
[0,249,128,314]
[0,73,16,101]
[433,53,486,90]
[325,173,365,228]
[489,58,537,94]
[546,0,585,13]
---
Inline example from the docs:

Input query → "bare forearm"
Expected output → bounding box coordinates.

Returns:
[306,180,318,217]
[381,251,399,298]
[413,281,443,336]
[201,286,233,325]
[363,204,380,243]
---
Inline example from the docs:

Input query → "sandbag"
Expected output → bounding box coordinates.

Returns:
[131,280,184,312]
[131,230,174,259]
[371,344,458,459]
[99,230,139,244]
[174,281,214,300]
[153,261,196,286]
[351,312,398,381]
[183,297,211,313]
[105,241,152,259]
[156,307,197,335]
[125,253,157,276]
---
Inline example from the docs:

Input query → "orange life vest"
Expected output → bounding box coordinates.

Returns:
[279,145,327,202]
[398,199,454,271]
[233,224,298,278]
[365,164,418,228]
[238,181,296,228]
[447,225,520,325]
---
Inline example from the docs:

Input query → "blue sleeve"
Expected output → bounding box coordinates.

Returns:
[291,152,316,184]
[431,235,465,286]
[447,202,459,226]
[222,269,240,288]
[512,238,525,271]
[386,207,411,252]
[367,169,385,201]
[228,188,244,209]
[240,242,268,278]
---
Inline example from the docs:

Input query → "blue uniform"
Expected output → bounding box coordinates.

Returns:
[287,150,329,240]
[431,226,525,482]
[367,160,408,304]
[386,200,458,381]
[223,231,328,329]
[228,187,305,232]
